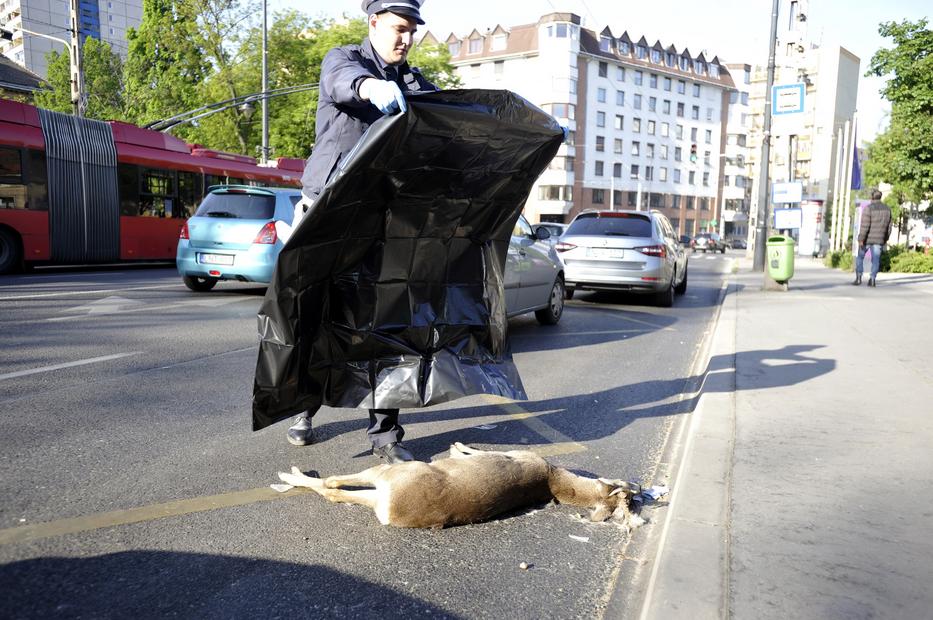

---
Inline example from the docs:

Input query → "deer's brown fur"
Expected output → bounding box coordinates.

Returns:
[278,442,640,528]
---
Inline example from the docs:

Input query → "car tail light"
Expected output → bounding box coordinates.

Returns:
[179,221,189,240]
[555,242,577,253]
[636,245,666,257]
[253,221,277,244]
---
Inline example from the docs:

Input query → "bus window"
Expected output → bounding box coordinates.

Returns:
[118,163,140,216]
[205,174,225,193]
[140,167,176,218]
[0,146,27,209]
[26,149,48,211]
[227,177,245,186]
[177,171,201,218]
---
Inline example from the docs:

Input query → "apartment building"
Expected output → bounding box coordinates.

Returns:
[0,0,142,79]
[423,12,737,236]
[721,62,753,240]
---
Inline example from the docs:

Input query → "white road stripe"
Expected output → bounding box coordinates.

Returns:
[45,296,253,322]
[0,352,142,381]
[0,284,181,301]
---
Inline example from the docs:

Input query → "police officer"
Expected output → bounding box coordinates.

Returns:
[287,0,437,463]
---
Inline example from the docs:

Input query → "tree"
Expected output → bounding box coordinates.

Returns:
[408,41,462,90]
[33,37,124,120]
[865,19,933,204]
[123,0,210,136]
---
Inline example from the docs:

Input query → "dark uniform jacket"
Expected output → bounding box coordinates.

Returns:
[858,200,892,246]
[300,38,437,200]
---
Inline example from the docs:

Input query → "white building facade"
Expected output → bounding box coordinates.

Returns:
[425,12,737,236]
[0,0,142,78]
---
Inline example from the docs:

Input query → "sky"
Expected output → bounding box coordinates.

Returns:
[276,1,931,143]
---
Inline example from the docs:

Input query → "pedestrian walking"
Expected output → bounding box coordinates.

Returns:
[286,0,437,462]
[853,189,892,287]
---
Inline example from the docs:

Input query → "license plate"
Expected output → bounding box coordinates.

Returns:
[198,253,234,266]
[586,247,624,259]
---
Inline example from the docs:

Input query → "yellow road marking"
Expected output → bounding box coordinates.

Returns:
[0,486,311,546]
[0,397,584,545]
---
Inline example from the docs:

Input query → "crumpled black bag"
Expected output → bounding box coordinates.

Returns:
[252,89,563,431]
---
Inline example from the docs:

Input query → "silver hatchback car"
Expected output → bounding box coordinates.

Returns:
[557,210,688,307]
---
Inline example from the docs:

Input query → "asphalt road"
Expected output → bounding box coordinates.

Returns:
[0,253,733,619]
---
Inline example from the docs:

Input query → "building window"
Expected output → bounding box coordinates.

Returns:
[539,185,573,201]
[724,175,730,186]
[677,80,686,94]
[632,118,641,133]
[570,79,577,94]
[547,103,576,119]
[448,41,461,56]
[664,76,672,91]
[703,172,710,186]
[694,61,706,75]
[471,63,481,79]
[693,83,701,97]
[691,105,700,120]
[613,190,622,207]
[676,102,684,117]
[650,73,658,88]
[647,120,656,135]
[634,70,643,85]
[659,167,668,182]
[660,122,669,137]
[600,36,612,52]
[680,56,690,71]
[691,127,698,141]
[675,146,682,161]
[663,99,671,114]
[735,176,747,188]
[599,61,608,77]
[709,64,720,77]
[686,196,695,209]
[595,161,604,176]
[613,162,622,178]
[730,91,739,104]
[614,115,624,130]
[649,97,657,112]
[614,138,623,154]
[637,45,648,59]
[616,90,625,105]
[593,188,605,203]
[627,191,637,207]
[651,49,661,63]
[673,195,681,208]
[700,197,710,210]
[549,156,575,171]
[492,34,507,51]
[616,66,625,81]
[705,129,712,144]
[596,135,605,152]
[494,60,504,77]
[707,107,713,121]
[688,171,696,185]
[674,169,682,183]
[620,41,631,55]
[597,87,607,103]
[645,166,654,181]
[646,143,655,158]
[597,111,606,127]
[469,37,483,54]
[634,94,642,110]
[660,144,669,159]
[666,52,676,67]
[630,164,640,179]
[631,141,641,156]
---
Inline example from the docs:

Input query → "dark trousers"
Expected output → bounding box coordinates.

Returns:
[297,408,402,448]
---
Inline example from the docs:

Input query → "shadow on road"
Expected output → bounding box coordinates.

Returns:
[0,551,462,619]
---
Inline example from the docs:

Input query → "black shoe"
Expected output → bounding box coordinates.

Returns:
[868,278,876,287]
[852,275,862,285]
[373,442,415,463]
[286,416,315,446]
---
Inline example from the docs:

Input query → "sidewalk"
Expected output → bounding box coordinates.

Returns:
[630,256,933,619]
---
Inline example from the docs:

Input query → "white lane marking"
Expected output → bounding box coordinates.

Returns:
[46,296,252,322]
[0,284,182,301]
[0,352,142,381]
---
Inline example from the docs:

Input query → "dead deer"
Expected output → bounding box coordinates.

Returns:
[276,442,641,528]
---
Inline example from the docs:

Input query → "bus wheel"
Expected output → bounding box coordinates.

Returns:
[0,228,23,274]
[183,275,218,292]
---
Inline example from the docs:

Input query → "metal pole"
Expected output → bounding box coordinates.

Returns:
[610,167,614,211]
[69,0,84,116]
[840,117,854,253]
[753,0,781,272]
[829,125,844,252]
[636,181,642,211]
[260,0,270,164]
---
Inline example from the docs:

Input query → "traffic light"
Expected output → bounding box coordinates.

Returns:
[690,144,698,163]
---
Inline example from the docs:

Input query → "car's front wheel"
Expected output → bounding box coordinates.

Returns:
[535,276,565,325]
[183,275,218,292]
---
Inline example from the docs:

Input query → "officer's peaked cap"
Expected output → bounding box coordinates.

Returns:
[361,0,425,25]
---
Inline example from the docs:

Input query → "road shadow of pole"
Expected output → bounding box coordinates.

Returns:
[0,551,463,619]
[311,344,836,455]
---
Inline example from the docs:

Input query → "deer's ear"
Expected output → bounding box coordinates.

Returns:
[609,486,627,497]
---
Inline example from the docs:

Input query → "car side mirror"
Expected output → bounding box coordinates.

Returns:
[534,227,551,241]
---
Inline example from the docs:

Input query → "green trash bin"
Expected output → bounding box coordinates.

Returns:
[766,235,795,283]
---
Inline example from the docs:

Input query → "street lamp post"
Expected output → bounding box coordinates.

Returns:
[3,24,84,116]
[753,0,781,272]
[260,0,270,164]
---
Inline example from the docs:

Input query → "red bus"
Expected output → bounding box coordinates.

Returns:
[0,98,303,273]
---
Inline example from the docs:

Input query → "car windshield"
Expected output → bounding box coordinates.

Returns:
[565,213,653,237]
[194,192,276,220]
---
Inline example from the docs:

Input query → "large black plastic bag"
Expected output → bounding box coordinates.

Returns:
[252,89,563,431]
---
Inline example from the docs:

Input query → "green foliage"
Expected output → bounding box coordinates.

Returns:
[865,19,933,204]
[409,41,463,89]
[825,244,933,273]
[824,250,854,271]
[34,38,124,120]
[890,249,933,272]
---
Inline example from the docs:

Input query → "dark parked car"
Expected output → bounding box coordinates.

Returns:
[729,237,748,249]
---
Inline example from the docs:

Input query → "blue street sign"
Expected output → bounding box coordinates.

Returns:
[772,83,805,115]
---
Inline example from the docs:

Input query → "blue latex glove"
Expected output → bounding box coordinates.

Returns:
[561,125,570,142]
[367,79,407,115]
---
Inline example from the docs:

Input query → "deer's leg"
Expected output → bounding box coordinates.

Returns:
[452,442,486,456]
[324,464,390,489]
[316,487,380,510]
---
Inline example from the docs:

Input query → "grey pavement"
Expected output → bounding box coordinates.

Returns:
[624,255,933,619]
